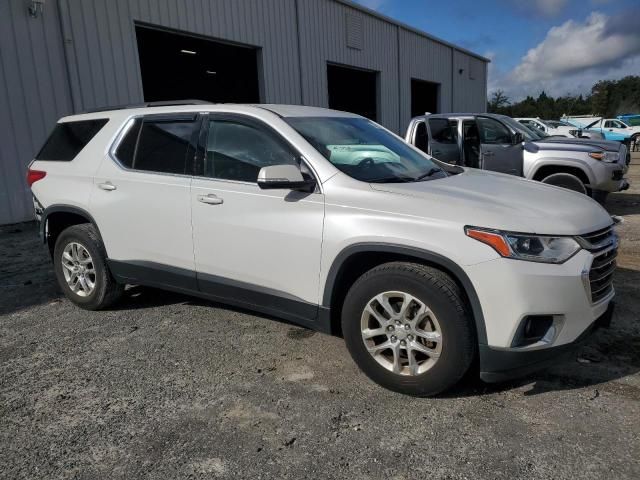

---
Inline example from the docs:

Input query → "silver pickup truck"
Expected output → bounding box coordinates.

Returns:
[405,113,630,202]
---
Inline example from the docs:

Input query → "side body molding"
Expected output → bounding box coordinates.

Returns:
[322,243,488,345]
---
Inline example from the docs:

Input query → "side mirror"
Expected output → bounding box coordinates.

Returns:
[513,132,525,144]
[257,164,316,192]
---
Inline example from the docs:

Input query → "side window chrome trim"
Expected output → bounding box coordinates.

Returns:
[107,114,195,180]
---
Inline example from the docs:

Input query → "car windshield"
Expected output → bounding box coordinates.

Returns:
[285,116,447,183]
[501,116,546,141]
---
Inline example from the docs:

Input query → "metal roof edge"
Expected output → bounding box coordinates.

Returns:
[335,0,490,63]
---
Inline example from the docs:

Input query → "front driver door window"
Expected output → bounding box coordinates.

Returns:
[190,115,325,319]
[476,116,523,176]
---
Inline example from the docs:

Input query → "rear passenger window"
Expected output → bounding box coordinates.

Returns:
[113,116,197,174]
[36,119,108,161]
[429,119,458,144]
[414,122,429,153]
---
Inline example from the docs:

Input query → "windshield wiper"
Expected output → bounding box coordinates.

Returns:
[367,175,415,183]
[412,168,444,181]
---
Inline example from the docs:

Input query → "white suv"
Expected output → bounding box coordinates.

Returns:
[28,102,617,396]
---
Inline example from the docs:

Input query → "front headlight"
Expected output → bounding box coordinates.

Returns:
[589,151,620,163]
[465,227,581,264]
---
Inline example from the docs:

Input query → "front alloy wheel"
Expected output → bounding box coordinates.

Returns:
[361,291,442,376]
[342,262,476,396]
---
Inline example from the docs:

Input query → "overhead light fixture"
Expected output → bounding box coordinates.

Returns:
[206,70,217,75]
[180,49,197,55]
[28,0,45,18]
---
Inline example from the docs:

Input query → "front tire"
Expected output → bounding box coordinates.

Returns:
[341,262,476,397]
[541,172,587,194]
[53,224,124,310]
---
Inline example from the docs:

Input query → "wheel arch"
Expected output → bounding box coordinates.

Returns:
[322,243,487,344]
[531,161,592,186]
[41,205,106,257]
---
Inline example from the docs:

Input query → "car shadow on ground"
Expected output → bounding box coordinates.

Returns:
[115,269,640,399]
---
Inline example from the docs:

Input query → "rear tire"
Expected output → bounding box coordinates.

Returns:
[341,262,476,397]
[53,224,124,310]
[541,172,587,194]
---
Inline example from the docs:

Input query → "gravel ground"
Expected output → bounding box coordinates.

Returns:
[1,161,639,479]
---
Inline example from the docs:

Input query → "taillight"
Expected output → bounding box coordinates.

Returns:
[27,168,46,187]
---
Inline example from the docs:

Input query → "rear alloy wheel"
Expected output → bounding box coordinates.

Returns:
[342,262,476,396]
[60,242,97,297]
[53,224,124,310]
[541,172,587,195]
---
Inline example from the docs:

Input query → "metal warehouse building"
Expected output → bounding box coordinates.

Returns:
[1,0,488,225]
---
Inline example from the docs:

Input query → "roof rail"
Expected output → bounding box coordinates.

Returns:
[82,99,212,113]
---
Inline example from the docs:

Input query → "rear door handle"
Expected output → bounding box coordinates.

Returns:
[98,181,117,191]
[198,194,223,205]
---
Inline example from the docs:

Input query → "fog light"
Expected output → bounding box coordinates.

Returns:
[511,315,555,347]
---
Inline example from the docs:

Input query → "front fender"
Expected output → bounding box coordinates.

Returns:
[322,242,489,345]
[528,157,596,185]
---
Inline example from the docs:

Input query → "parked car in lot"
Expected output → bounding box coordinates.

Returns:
[564,116,640,143]
[405,113,630,202]
[29,102,617,396]
[515,117,576,137]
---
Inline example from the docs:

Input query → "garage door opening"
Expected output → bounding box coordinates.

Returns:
[411,79,439,117]
[135,25,261,104]
[327,63,378,121]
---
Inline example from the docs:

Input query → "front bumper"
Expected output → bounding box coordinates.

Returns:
[479,302,614,383]
[590,148,630,192]
[466,249,613,349]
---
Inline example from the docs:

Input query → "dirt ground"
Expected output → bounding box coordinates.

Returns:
[1,160,639,479]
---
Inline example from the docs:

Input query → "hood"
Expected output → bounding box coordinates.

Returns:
[369,169,612,236]
[533,137,621,152]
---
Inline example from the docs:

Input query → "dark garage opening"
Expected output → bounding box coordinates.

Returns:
[411,79,439,117]
[327,63,378,121]
[135,25,261,104]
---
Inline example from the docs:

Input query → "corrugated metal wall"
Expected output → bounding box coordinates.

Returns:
[297,0,400,131]
[0,0,487,225]
[59,0,302,110]
[0,0,74,225]
[398,29,453,129]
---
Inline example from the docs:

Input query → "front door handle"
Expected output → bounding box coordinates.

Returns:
[198,194,224,205]
[483,151,495,157]
[98,181,117,191]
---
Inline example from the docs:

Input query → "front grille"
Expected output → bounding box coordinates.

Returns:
[620,142,630,165]
[578,226,617,303]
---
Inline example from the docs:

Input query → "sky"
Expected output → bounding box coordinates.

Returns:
[352,0,640,101]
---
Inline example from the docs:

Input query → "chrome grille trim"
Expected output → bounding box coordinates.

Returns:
[578,226,617,304]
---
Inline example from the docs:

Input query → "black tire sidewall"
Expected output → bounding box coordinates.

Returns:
[542,173,586,194]
[53,226,109,309]
[342,267,475,396]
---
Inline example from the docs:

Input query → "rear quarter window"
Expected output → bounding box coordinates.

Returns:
[36,119,109,161]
